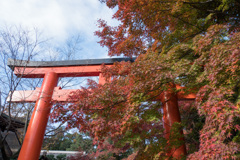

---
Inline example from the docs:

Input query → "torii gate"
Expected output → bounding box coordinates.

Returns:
[7,58,195,160]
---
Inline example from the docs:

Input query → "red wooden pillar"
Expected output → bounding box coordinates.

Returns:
[18,72,58,160]
[160,84,186,159]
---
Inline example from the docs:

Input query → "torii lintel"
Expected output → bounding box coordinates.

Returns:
[8,58,135,78]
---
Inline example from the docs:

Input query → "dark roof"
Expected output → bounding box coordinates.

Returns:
[7,57,136,69]
[0,113,25,131]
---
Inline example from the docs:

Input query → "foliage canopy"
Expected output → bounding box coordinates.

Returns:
[52,0,240,159]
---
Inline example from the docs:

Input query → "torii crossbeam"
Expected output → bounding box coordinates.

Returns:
[7,58,195,160]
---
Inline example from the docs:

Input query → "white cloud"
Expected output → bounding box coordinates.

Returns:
[0,0,118,59]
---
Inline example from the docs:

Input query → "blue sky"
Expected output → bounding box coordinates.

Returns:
[0,0,118,60]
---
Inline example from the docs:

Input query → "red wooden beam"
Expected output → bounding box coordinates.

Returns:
[8,86,196,103]
[176,85,196,100]
[7,88,40,102]
[8,87,78,102]
[14,65,112,78]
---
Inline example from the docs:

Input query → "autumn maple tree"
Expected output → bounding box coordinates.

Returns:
[52,0,240,159]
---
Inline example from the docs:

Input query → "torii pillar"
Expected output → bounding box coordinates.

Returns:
[19,72,58,160]
[7,58,195,160]
[159,84,194,158]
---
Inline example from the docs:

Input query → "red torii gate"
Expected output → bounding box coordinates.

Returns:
[7,58,195,160]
